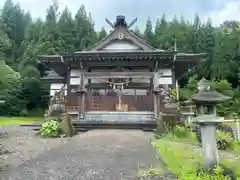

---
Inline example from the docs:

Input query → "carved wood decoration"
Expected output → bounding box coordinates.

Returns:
[114,32,129,40]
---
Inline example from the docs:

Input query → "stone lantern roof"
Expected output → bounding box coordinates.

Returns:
[192,90,231,104]
[192,77,231,104]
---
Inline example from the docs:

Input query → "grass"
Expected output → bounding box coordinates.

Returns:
[232,141,240,154]
[152,137,204,179]
[0,116,42,126]
[152,130,240,179]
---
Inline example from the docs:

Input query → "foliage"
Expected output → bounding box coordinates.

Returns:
[152,138,236,180]
[170,125,190,139]
[180,76,238,117]
[179,75,199,101]
[39,120,62,138]
[216,130,234,150]
[229,89,240,118]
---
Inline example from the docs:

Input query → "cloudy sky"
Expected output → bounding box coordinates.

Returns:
[1,0,240,30]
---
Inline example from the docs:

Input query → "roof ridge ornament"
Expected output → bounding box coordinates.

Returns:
[105,15,137,30]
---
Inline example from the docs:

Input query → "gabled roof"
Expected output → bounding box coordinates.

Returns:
[80,16,158,52]
[88,27,156,51]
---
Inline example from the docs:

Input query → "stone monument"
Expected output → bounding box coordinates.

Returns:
[192,78,231,170]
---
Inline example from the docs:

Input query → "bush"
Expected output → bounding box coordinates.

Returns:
[193,126,234,150]
[217,124,235,138]
[194,164,236,180]
[171,125,190,138]
[19,109,28,116]
[39,120,62,138]
[216,130,234,150]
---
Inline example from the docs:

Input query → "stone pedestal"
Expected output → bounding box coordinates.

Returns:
[193,116,224,170]
[200,123,218,169]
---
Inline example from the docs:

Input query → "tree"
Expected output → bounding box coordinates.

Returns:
[196,18,215,78]
[154,14,171,49]
[133,26,141,37]
[98,27,107,41]
[58,7,76,52]
[144,17,154,44]
[37,1,65,55]
[1,0,31,64]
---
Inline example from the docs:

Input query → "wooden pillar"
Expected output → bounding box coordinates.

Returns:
[172,66,176,89]
[153,72,159,118]
[66,66,71,112]
[78,71,86,120]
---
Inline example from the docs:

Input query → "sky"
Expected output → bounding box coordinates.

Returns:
[1,0,240,30]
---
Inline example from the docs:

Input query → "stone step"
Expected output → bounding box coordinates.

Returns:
[21,112,156,132]
[83,112,154,122]
[23,122,156,132]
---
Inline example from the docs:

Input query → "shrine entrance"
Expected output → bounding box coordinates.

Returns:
[86,74,154,112]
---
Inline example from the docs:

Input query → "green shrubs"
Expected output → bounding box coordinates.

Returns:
[189,165,234,180]
[39,120,62,138]
[170,125,190,139]
[193,126,235,150]
[216,130,234,150]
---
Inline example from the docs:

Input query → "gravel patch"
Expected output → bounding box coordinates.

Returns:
[0,125,70,171]
[0,129,173,180]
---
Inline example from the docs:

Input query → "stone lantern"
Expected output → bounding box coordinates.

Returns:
[192,78,231,170]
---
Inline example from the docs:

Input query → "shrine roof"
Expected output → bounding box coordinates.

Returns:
[38,15,206,62]
[38,16,207,79]
[38,51,206,60]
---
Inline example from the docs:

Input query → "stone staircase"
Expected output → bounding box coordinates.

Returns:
[82,111,154,122]
[72,111,156,132]
[21,111,156,132]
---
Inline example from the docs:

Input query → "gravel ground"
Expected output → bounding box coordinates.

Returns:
[0,125,70,171]
[0,129,174,180]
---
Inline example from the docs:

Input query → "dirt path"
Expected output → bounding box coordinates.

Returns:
[0,129,168,180]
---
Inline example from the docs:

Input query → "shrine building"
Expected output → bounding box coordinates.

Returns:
[39,15,206,126]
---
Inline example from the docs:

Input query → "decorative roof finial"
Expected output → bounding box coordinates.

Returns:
[114,15,128,28]
[105,16,137,29]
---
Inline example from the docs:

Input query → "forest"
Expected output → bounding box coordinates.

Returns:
[0,0,239,117]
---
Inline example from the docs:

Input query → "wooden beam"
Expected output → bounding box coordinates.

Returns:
[83,60,155,68]
[86,82,151,89]
[83,72,155,78]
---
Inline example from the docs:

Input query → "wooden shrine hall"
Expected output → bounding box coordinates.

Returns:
[39,15,206,125]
